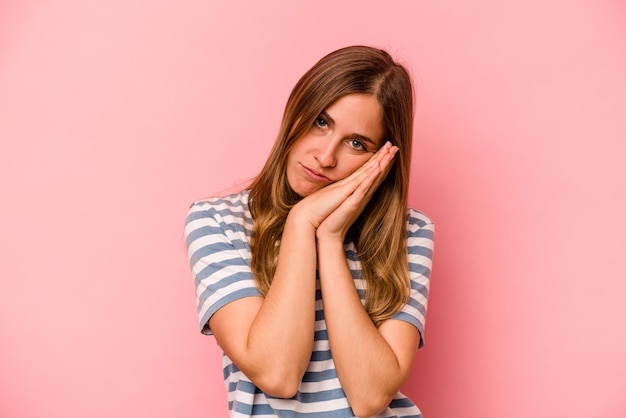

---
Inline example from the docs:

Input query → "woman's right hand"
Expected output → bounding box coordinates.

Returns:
[291,141,397,232]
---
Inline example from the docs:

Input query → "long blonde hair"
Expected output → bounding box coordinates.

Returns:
[248,45,415,326]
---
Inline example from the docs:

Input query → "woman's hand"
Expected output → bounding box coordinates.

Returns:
[291,142,398,234]
[314,142,398,241]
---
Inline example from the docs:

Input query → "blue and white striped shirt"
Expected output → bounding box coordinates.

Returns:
[184,190,434,417]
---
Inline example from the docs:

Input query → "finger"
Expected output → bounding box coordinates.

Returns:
[358,145,398,197]
[333,157,380,189]
[369,141,393,165]
[335,142,394,187]
[350,160,383,202]
[318,144,398,232]
[378,145,399,174]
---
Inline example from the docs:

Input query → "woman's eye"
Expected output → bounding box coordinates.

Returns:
[349,139,366,151]
[314,117,328,128]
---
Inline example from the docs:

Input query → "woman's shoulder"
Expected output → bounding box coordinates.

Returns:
[186,190,251,228]
[407,207,434,228]
[190,189,250,209]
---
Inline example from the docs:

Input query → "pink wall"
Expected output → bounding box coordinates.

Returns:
[1,1,625,417]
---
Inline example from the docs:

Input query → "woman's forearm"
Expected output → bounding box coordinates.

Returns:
[211,209,318,398]
[317,238,418,417]
[251,212,317,376]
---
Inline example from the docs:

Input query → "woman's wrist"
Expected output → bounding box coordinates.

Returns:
[286,203,320,233]
[315,231,346,248]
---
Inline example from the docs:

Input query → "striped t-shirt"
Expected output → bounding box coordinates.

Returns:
[184,190,434,418]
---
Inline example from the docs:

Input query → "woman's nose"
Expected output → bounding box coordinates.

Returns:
[315,140,338,168]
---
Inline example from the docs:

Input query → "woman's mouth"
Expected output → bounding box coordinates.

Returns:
[302,165,331,183]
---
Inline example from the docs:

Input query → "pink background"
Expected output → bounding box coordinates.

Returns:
[1,1,625,417]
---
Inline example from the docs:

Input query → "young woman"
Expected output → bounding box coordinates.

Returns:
[184,45,434,418]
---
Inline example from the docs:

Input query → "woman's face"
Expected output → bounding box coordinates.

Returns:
[285,94,385,197]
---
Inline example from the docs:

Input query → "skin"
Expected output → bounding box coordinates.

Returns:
[209,93,420,417]
[286,94,386,199]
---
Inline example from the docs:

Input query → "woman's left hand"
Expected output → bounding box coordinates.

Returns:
[315,142,398,242]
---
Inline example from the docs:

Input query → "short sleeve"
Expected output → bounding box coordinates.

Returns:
[391,208,435,348]
[184,198,261,335]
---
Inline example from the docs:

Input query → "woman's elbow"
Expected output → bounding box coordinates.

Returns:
[262,382,299,399]
[254,371,301,399]
[350,394,393,418]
